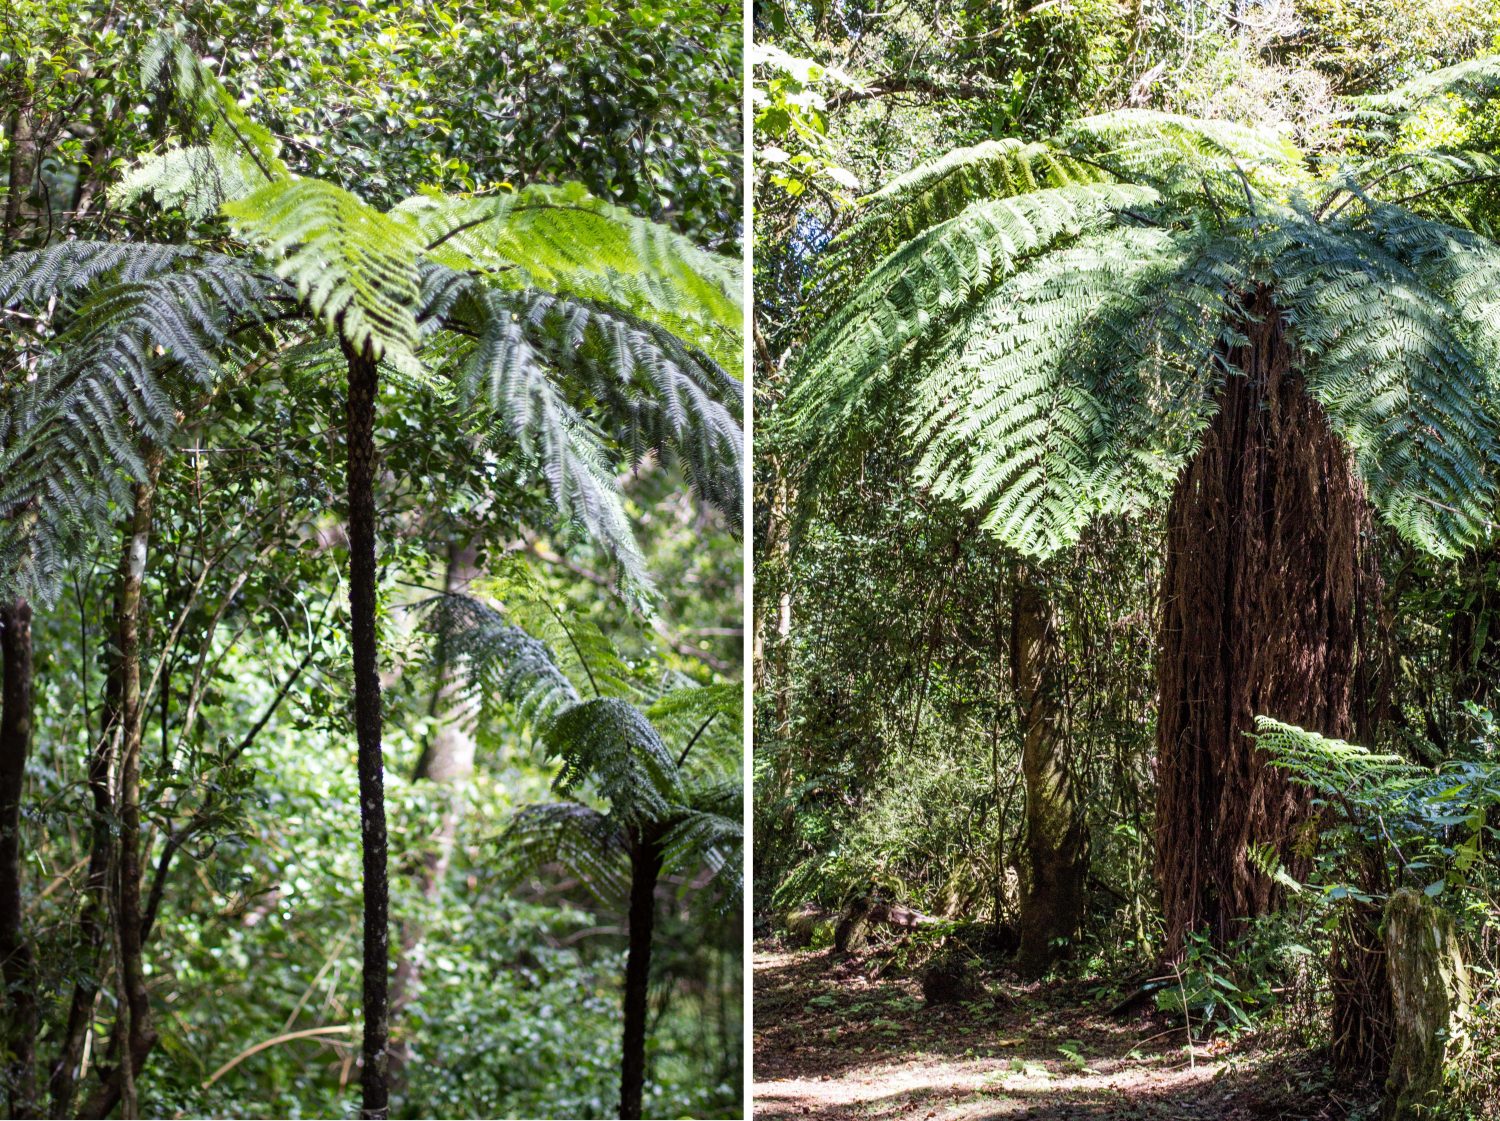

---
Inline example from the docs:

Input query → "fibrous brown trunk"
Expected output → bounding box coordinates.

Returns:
[0,598,38,1117]
[620,827,663,1120]
[344,342,390,1119]
[1156,288,1371,955]
[1011,570,1087,977]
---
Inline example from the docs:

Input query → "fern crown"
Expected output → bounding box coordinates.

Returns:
[786,100,1500,559]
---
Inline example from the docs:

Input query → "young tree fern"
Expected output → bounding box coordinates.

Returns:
[425,588,741,1120]
[779,101,1500,978]
[0,34,742,1118]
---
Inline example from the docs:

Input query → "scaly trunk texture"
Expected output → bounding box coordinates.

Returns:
[1011,571,1087,978]
[620,828,663,1120]
[1156,289,1371,955]
[0,599,38,1117]
[344,342,390,1119]
[389,542,479,1083]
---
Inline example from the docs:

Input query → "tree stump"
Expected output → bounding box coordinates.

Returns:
[1382,888,1470,1121]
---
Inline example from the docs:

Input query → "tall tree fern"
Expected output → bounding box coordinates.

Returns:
[0,34,742,1119]
[780,102,1500,975]
[426,589,741,1120]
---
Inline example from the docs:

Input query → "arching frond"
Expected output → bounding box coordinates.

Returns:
[224,179,425,374]
[425,265,742,530]
[784,184,1160,465]
[496,802,630,909]
[548,698,681,825]
[422,592,581,734]
[397,184,742,372]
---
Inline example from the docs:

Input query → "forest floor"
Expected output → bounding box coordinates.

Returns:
[753,942,1371,1121]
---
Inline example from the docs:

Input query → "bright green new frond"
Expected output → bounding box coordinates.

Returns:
[1358,55,1500,116]
[496,803,630,909]
[1058,110,1308,200]
[785,183,1160,463]
[397,185,742,372]
[224,178,424,375]
[548,697,681,825]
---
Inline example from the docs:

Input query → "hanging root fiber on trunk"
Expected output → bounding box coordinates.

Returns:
[1156,288,1377,955]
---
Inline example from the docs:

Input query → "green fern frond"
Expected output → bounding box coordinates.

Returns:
[424,266,742,530]
[1058,110,1308,199]
[496,802,630,909]
[1357,55,1500,116]
[397,184,742,372]
[422,592,581,733]
[547,697,681,825]
[785,184,1160,462]
[224,178,424,374]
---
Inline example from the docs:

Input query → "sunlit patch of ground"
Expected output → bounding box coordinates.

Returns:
[752,943,1367,1121]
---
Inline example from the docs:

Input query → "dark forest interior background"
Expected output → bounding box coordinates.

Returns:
[0,2,744,1118]
[754,1,1500,1117]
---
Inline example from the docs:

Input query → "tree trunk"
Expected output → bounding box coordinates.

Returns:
[344,342,390,1119]
[1156,288,1371,955]
[72,449,165,1121]
[115,452,162,1110]
[389,542,478,1082]
[620,828,663,1120]
[0,598,38,1117]
[1382,888,1469,1119]
[1011,569,1087,977]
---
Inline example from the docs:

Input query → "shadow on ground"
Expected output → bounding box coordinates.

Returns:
[753,942,1371,1121]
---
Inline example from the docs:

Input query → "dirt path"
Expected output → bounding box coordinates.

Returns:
[753,943,1362,1120]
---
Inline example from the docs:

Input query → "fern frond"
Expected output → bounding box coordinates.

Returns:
[496,802,630,909]
[1271,211,1500,554]
[1058,110,1308,200]
[909,225,1237,557]
[785,183,1160,462]
[422,592,581,733]
[397,184,742,372]
[224,178,424,374]
[547,697,681,825]
[426,269,742,528]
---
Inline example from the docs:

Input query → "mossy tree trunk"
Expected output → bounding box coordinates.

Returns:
[1156,288,1371,956]
[1383,888,1470,1120]
[1011,569,1087,977]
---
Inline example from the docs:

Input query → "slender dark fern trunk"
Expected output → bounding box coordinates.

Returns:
[343,341,390,1119]
[0,598,38,1117]
[1156,288,1372,956]
[620,826,664,1120]
[1010,568,1087,978]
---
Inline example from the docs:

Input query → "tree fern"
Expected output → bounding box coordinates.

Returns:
[785,109,1500,560]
